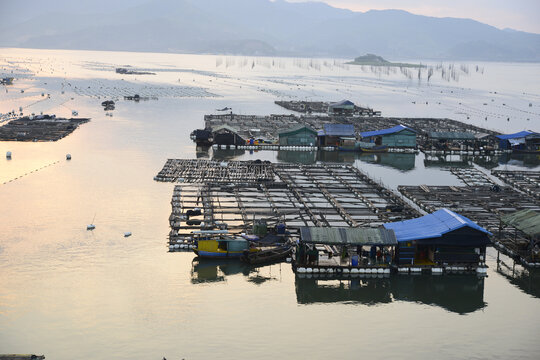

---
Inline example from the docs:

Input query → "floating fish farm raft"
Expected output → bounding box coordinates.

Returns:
[398,169,540,267]
[274,100,379,116]
[0,115,90,141]
[492,170,540,199]
[203,113,500,150]
[155,160,419,246]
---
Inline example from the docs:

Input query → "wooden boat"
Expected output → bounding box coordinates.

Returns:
[192,230,257,258]
[241,244,293,265]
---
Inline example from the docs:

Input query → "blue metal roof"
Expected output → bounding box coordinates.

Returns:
[383,208,491,242]
[360,125,416,138]
[496,131,533,140]
[321,124,355,136]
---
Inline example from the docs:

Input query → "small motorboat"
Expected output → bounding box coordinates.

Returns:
[87,224,95,230]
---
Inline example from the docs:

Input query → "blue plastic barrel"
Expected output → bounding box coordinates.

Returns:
[351,255,359,267]
[276,223,286,235]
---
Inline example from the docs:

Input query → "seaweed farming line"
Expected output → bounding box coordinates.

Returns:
[1,160,61,186]
[159,161,420,247]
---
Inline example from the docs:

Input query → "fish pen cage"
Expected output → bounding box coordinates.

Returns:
[155,161,419,249]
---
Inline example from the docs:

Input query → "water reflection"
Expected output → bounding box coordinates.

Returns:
[359,152,416,171]
[277,150,317,164]
[211,148,246,161]
[496,153,540,168]
[496,259,540,298]
[295,275,486,314]
[423,153,540,170]
[190,257,281,285]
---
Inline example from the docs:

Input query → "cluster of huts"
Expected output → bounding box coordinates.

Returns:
[194,122,420,151]
[294,208,492,275]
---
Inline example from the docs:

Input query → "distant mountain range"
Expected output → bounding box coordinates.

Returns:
[1,0,539,61]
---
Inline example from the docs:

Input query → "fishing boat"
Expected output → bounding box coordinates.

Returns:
[240,244,293,265]
[192,230,257,258]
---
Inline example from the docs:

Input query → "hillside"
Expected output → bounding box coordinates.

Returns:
[1,0,539,61]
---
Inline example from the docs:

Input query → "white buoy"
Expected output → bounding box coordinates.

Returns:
[174,244,180,249]
[66,154,71,160]
[169,245,174,250]
[297,267,306,273]
[124,232,132,237]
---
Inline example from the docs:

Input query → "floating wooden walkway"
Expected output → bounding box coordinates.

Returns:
[159,161,419,247]
[492,170,540,199]
[447,167,495,187]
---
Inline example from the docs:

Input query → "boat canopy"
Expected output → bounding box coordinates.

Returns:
[299,227,397,246]
[360,124,415,138]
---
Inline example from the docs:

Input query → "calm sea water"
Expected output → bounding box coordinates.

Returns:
[0,48,539,359]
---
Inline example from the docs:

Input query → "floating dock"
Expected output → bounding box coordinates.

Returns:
[156,160,419,247]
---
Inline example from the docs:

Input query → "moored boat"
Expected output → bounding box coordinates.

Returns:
[192,230,257,258]
[240,244,293,265]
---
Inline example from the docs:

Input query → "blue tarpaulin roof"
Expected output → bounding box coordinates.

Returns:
[360,125,416,138]
[383,208,491,242]
[321,124,355,136]
[496,131,533,140]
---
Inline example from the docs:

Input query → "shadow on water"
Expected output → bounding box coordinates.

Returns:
[295,275,487,314]
[496,258,540,298]
[190,257,281,285]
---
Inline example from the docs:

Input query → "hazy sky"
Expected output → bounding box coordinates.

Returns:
[287,0,540,34]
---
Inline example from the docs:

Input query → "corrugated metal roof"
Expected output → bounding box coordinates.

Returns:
[360,125,415,138]
[429,131,476,140]
[322,124,355,136]
[496,131,534,140]
[300,227,397,246]
[212,124,240,134]
[501,210,540,238]
[278,124,317,136]
[383,208,491,242]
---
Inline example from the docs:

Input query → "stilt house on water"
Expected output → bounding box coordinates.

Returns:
[499,210,540,263]
[318,124,355,146]
[278,124,317,146]
[295,227,397,274]
[383,208,491,268]
[212,125,245,146]
[496,131,540,153]
[360,125,417,148]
